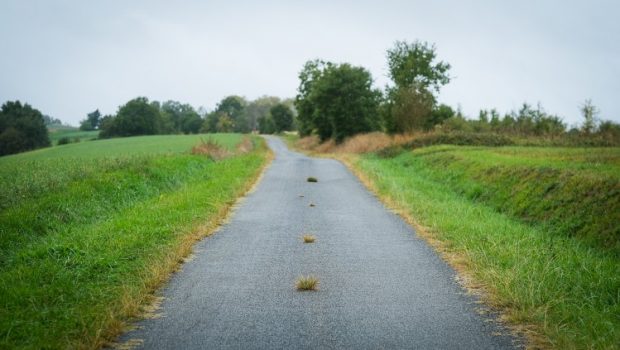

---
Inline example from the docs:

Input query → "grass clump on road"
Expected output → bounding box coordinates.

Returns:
[302,235,316,243]
[296,275,319,291]
[307,176,318,182]
[0,134,268,349]
[353,145,620,349]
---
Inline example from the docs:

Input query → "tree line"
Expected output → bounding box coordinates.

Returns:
[84,96,295,139]
[294,40,620,143]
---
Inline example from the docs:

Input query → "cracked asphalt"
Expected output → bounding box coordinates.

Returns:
[117,136,520,349]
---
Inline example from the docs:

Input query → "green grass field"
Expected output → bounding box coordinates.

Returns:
[0,134,268,349]
[48,127,100,145]
[354,145,619,349]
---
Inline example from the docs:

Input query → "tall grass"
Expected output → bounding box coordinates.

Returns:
[353,147,619,349]
[0,134,268,349]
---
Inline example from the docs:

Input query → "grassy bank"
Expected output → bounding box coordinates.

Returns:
[0,134,268,349]
[352,146,619,348]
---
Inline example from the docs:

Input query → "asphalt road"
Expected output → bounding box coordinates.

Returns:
[117,136,519,349]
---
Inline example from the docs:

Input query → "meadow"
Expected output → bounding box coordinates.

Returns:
[352,145,619,349]
[48,127,100,145]
[0,134,268,349]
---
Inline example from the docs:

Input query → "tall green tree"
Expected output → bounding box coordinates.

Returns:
[99,97,161,138]
[295,60,327,137]
[581,99,598,134]
[216,96,248,133]
[160,101,202,134]
[79,109,101,131]
[246,96,281,131]
[270,103,294,133]
[0,101,51,156]
[385,40,451,133]
[295,61,381,142]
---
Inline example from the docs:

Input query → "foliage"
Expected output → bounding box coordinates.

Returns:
[257,114,276,134]
[356,147,619,348]
[245,96,282,131]
[49,128,99,145]
[385,84,434,133]
[295,60,381,142]
[0,134,267,348]
[99,97,161,138]
[42,114,64,127]
[440,103,566,136]
[160,101,202,134]
[270,103,294,133]
[0,100,51,156]
[384,40,451,133]
[580,99,598,134]
[79,109,101,131]
[386,40,451,93]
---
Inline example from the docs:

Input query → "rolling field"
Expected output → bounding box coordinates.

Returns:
[352,145,619,349]
[48,127,100,145]
[0,134,269,349]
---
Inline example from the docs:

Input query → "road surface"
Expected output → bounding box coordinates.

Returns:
[117,136,519,349]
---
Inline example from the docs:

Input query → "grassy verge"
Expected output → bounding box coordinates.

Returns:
[0,134,269,349]
[349,146,619,349]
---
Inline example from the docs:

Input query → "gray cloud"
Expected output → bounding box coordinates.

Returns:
[1,0,618,126]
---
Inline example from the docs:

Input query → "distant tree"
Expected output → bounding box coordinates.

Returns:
[385,40,451,133]
[581,99,598,134]
[295,61,381,142]
[257,115,276,134]
[246,96,281,131]
[385,84,434,133]
[216,96,248,133]
[386,40,451,93]
[426,104,455,130]
[99,97,161,138]
[79,109,101,131]
[270,103,294,133]
[295,59,326,137]
[43,115,63,126]
[160,101,202,134]
[216,113,235,132]
[0,101,51,156]
[202,111,220,133]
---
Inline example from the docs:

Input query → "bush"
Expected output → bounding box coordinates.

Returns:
[402,131,514,149]
[0,101,51,156]
[57,137,71,145]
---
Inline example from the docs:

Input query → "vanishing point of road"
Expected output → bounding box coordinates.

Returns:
[118,136,520,349]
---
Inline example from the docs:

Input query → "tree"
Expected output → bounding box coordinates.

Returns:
[99,97,161,138]
[385,40,451,133]
[216,96,248,133]
[581,99,598,134]
[0,101,51,156]
[79,109,101,131]
[160,101,202,134]
[270,103,294,133]
[257,115,276,134]
[295,61,381,142]
[246,96,281,131]
[387,40,451,93]
[427,104,455,131]
[216,113,235,132]
[295,60,327,137]
[386,84,435,133]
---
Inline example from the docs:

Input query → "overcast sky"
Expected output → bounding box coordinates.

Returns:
[1,0,618,126]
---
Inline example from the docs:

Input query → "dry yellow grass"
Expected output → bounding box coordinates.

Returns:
[295,275,319,291]
[295,132,417,155]
[302,234,316,243]
[191,138,232,160]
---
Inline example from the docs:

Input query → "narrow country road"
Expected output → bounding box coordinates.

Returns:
[118,136,519,349]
